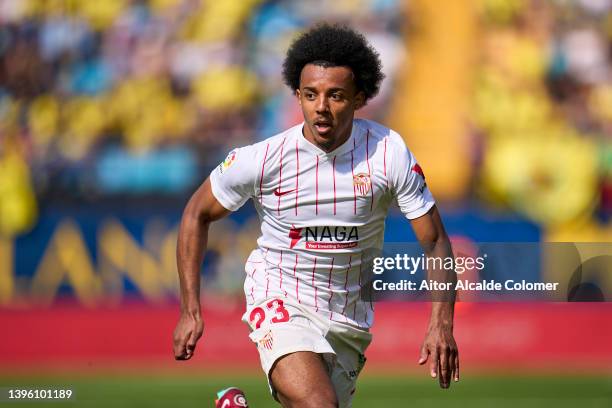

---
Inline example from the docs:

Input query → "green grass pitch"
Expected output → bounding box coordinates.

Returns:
[1,373,610,407]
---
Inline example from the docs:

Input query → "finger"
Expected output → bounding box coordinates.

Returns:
[438,358,445,388]
[174,342,187,360]
[173,333,189,360]
[448,351,456,383]
[418,344,429,365]
[185,332,198,358]
[429,349,439,378]
[439,351,450,388]
[174,346,187,360]
[454,353,460,382]
[173,339,183,359]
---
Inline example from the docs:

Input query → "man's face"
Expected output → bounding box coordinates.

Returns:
[297,64,365,152]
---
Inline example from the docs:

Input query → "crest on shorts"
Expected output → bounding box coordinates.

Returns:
[218,149,237,174]
[353,173,371,196]
[259,330,273,350]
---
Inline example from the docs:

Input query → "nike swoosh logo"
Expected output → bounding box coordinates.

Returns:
[274,188,296,196]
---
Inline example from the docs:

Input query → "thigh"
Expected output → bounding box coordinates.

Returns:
[270,351,338,408]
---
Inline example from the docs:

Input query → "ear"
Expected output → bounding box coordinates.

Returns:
[295,89,302,106]
[354,91,366,110]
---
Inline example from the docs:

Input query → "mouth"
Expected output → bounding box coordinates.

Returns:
[314,120,333,136]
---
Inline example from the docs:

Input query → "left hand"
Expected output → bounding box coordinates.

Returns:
[173,311,204,360]
[418,324,459,388]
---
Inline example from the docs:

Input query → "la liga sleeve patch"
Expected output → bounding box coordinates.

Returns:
[218,149,238,174]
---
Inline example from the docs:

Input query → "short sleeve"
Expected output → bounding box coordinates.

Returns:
[387,134,435,219]
[209,145,257,211]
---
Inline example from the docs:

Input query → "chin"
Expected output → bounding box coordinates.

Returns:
[314,131,335,142]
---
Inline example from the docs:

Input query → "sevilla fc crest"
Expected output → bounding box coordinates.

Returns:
[353,173,371,196]
[259,330,273,350]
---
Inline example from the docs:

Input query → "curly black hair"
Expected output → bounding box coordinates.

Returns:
[282,24,385,103]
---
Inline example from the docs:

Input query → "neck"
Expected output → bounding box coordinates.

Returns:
[303,122,353,153]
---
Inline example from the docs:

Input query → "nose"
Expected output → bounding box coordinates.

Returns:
[315,95,330,114]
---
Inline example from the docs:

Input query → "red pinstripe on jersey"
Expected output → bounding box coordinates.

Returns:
[249,268,255,303]
[295,139,299,215]
[315,155,319,215]
[351,149,356,214]
[332,155,337,215]
[247,261,257,303]
[312,257,318,311]
[264,248,270,298]
[259,143,270,204]
[341,255,352,315]
[384,137,388,189]
[248,261,257,280]
[278,249,285,295]
[277,137,286,215]
[366,129,374,211]
[327,257,335,319]
[293,253,300,303]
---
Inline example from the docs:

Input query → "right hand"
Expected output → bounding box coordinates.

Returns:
[173,311,204,360]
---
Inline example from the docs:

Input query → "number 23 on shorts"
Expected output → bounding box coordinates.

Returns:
[249,299,290,329]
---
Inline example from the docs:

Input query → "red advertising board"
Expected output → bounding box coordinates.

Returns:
[1,301,611,373]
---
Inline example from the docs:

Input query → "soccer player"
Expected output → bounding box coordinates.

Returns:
[173,24,459,408]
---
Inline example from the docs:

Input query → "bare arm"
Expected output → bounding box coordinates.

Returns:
[410,205,459,388]
[173,178,230,360]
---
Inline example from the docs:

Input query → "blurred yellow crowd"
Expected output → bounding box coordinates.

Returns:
[0,0,270,236]
[472,0,612,234]
[0,0,262,160]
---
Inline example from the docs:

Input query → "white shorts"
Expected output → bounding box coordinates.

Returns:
[242,297,372,407]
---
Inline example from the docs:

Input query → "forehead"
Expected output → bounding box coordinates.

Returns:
[299,64,356,91]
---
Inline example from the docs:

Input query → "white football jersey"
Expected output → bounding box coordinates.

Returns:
[210,119,435,328]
